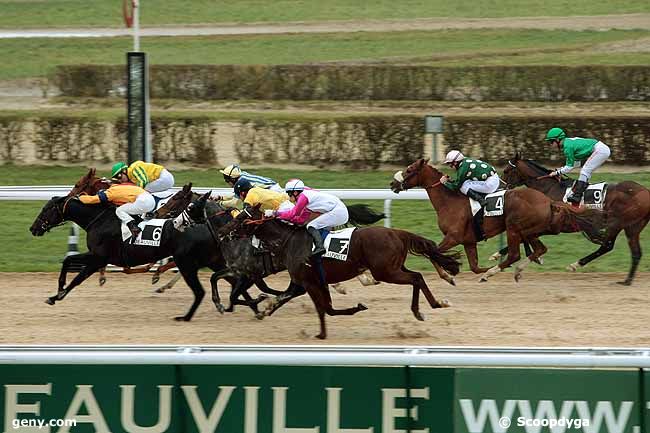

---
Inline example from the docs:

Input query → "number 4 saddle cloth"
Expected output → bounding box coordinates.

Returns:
[563,182,608,209]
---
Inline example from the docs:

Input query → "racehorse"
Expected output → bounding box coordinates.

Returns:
[156,189,389,312]
[389,158,607,281]
[503,153,650,285]
[215,204,462,339]
[29,195,246,321]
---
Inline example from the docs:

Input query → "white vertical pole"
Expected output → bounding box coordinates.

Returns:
[383,199,392,228]
[133,0,140,52]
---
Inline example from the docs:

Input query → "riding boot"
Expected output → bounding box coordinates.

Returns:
[567,180,588,205]
[127,220,141,239]
[307,226,326,256]
[466,189,487,207]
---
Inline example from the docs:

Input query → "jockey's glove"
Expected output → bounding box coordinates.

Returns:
[264,209,277,217]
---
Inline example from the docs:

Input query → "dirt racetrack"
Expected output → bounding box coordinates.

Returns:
[0,271,648,346]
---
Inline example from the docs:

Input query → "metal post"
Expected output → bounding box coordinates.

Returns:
[133,0,140,52]
[383,199,392,228]
[65,224,79,257]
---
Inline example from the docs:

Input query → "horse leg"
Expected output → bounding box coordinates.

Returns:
[265,282,306,317]
[480,232,521,282]
[568,232,619,272]
[174,264,205,322]
[253,278,284,296]
[491,241,542,265]
[464,243,490,274]
[514,237,547,282]
[48,254,106,305]
[430,261,456,286]
[209,272,226,314]
[228,277,266,319]
[152,259,176,285]
[619,225,645,286]
[98,267,107,286]
[154,272,181,294]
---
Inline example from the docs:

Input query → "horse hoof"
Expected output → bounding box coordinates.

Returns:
[173,316,190,322]
[447,277,456,286]
[479,276,488,283]
[534,257,544,265]
[488,252,501,262]
[514,272,522,283]
[45,298,55,305]
[617,280,632,286]
[567,262,579,272]
[255,312,265,320]
[439,299,452,308]
[414,312,425,321]
[151,275,160,284]
[357,303,368,311]
[215,304,225,314]
[315,333,327,340]
[154,287,164,294]
[98,276,106,286]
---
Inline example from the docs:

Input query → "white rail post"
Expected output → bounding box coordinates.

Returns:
[383,199,392,228]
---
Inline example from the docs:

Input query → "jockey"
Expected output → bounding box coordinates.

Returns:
[218,164,283,208]
[78,182,151,238]
[111,161,175,194]
[232,178,298,216]
[544,127,611,204]
[268,179,349,256]
[440,150,500,206]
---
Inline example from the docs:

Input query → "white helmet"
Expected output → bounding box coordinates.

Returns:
[219,164,242,179]
[443,150,464,164]
[285,178,305,192]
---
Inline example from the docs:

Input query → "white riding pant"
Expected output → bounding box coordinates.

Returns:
[145,169,174,193]
[115,192,155,224]
[579,141,610,182]
[307,203,349,230]
[460,174,500,195]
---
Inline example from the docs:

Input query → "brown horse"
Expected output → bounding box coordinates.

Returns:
[217,204,462,339]
[503,153,650,285]
[389,158,605,282]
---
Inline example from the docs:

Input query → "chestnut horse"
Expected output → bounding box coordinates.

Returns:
[216,204,462,339]
[503,153,650,285]
[390,159,606,282]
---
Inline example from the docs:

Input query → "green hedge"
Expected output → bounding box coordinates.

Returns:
[2,114,650,167]
[54,64,650,101]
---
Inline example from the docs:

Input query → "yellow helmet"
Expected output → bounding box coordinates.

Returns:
[219,164,241,179]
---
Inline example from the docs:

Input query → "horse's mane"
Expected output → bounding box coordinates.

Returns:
[523,159,575,188]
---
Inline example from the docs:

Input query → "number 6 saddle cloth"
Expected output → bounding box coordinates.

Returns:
[121,219,168,246]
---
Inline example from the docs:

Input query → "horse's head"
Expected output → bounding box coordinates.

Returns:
[68,168,112,197]
[390,158,441,192]
[154,183,193,218]
[30,196,70,236]
[502,153,551,188]
[217,203,264,240]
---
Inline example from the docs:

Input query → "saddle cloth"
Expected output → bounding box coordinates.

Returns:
[322,227,356,261]
[563,182,608,209]
[121,219,167,245]
[469,190,506,217]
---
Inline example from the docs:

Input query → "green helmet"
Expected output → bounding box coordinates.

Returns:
[111,162,128,178]
[545,127,566,142]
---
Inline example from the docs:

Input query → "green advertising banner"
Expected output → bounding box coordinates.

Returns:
[2,364,647,433]
[0,365,455,433]
[454,368,641,433]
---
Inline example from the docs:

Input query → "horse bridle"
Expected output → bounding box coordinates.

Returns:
[396,165,442,191]
[34,196,77,233]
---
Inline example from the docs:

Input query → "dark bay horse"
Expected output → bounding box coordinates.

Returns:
[503,153,650,285]
[217,204,462,339]
[30,195,240,321]
[390,158,606,282]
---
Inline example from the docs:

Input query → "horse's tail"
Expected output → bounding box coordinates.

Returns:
[347,204,385,226]
[405,233,461,276]
[552,203,609,245]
